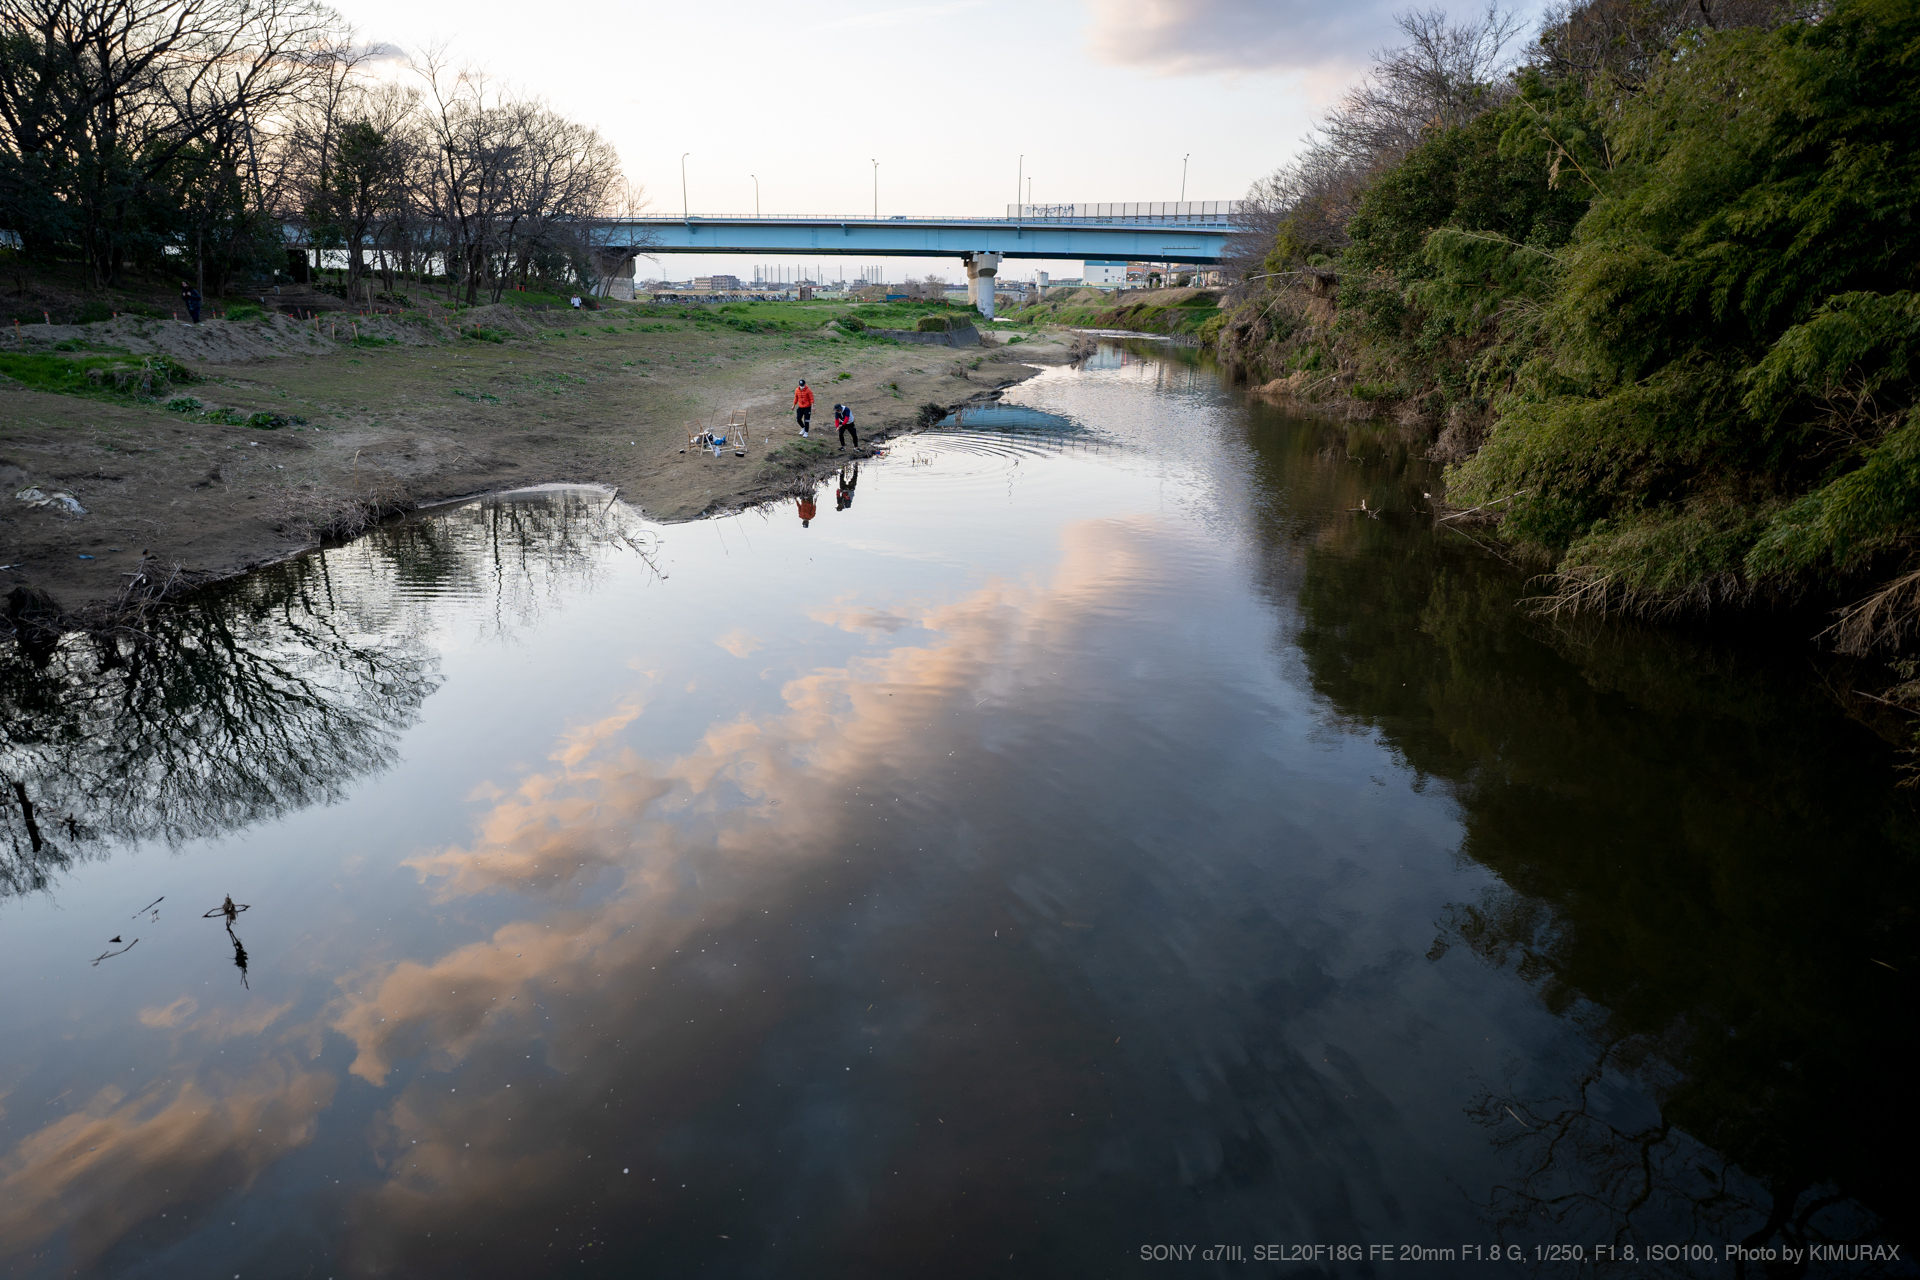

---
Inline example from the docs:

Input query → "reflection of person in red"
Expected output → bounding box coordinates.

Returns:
[797,490,817,528]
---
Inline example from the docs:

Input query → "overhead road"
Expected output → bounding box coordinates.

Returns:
[596,209,1235,266]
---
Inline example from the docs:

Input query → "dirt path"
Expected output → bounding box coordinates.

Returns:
[1,309,1076,617]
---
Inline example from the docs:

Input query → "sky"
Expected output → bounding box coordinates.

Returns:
[333,0,1537,283]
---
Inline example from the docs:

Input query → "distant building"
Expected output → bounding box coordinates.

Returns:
[1083,260,1125,285]
[695,274,741,291]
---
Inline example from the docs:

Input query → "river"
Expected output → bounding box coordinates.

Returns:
[1,342,1913,1278]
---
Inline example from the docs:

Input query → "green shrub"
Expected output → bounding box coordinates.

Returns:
[463,326,507,343]
[0,352,193,399]
[1450,0,1920,619]
[224,302,265,322]
[166,396,203,413]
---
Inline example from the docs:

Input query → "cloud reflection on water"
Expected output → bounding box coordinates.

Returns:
[0,513,1210,1275]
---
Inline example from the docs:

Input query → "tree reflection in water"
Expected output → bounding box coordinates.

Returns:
[0,487,653,901]
[1242,404,1919,1270]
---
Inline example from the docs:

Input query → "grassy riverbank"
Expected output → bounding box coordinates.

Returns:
[1,299,1072,621]
[1006,287,1224,339]
[1216,0,1920,656]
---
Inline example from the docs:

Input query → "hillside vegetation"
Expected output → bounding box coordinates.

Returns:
[1009,287,1223,337]
[1221,0,1920,650]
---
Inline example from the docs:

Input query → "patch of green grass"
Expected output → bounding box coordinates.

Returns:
[351,334,398,348]
[224,302,266,322]
[0,351,195,400]
[453,388,502,404]
[462,326,508,343]
[493,288,614,311]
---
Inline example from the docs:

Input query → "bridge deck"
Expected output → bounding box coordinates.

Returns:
[601,215,1233,264]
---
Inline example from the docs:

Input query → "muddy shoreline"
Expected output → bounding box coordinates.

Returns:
[2,306,1075,631]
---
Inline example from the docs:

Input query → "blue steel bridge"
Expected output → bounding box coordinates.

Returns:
[594,202,1239,317]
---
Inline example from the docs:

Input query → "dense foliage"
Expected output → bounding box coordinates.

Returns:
[1240,0,1920,642]
[1454,0,1920,624]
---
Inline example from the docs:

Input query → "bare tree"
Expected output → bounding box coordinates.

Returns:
[1,2,635,303]
[1531,0,1815,95]
[1234,4,1526,275]
[0,0,342,288]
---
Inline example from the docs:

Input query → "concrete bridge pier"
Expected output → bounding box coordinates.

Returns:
[963,252,1003,319]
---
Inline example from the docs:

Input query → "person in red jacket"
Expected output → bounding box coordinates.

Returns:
[793,379,814,436]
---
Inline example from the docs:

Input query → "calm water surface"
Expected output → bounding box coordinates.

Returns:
[2,345,1914,1278]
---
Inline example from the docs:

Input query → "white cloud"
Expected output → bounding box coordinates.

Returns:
[1084,0,1404,74]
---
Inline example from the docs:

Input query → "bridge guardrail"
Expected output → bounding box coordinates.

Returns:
[611,213,1236,229]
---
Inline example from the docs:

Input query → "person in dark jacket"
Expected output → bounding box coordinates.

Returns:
[181,282,201,324]
[834,403,859,449]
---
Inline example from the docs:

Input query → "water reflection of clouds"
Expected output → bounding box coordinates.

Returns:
[0,1054,334,1270]
[319,517,1187,1216]
[0,505,1457,1272]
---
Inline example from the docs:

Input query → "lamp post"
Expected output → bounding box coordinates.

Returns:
[1180,153,1189,203]
[681,152,690,219]
[871,159,878,219]
[1016,154,1022,217]
[751,174,759,217]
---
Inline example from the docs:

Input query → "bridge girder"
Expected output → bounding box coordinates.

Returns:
[598,217,1230,265]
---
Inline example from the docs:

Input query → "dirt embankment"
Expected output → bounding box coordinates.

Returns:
[1,309,1077,621]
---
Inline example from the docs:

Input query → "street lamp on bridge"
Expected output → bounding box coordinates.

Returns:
[681,152,690,220]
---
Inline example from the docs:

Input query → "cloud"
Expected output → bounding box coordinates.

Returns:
[715,628,766,658]
[1,516,1191,1274]
[811,604,919,634]
[336,517,1173,1094]
[1084,0,1399,74]
[138,997,197,1028]
[0,1061,335,1269]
